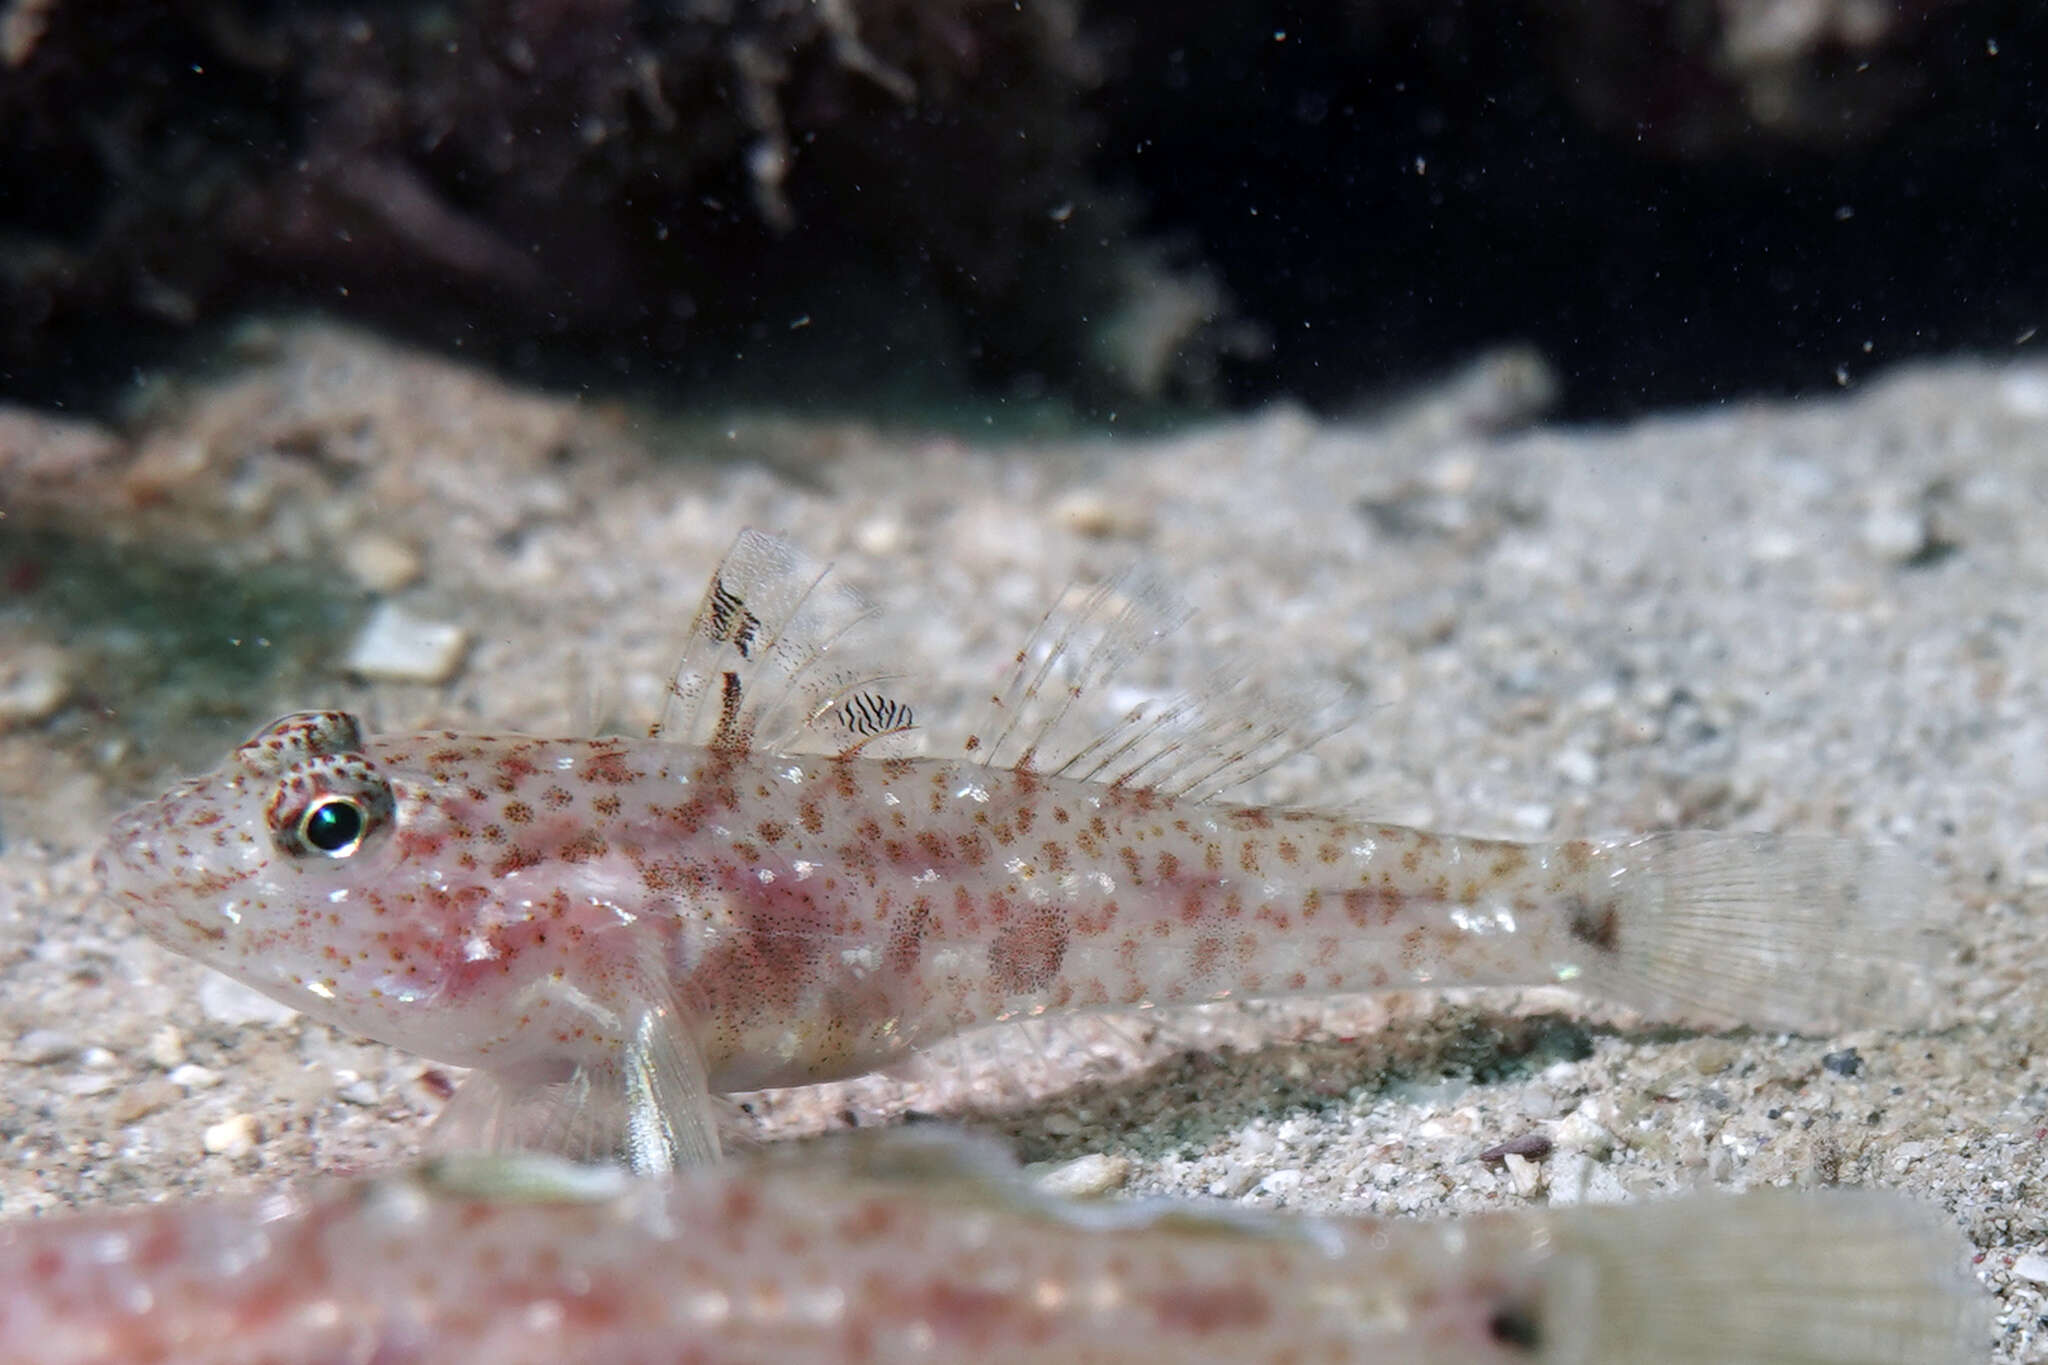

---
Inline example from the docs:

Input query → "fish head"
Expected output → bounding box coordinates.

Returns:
[96,710,475,1054]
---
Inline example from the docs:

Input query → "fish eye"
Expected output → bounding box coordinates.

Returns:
[298,796,368,857]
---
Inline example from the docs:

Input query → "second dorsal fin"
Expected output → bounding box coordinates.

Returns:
[967,565,1348,803]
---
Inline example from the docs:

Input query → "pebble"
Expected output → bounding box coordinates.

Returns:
[2011,1252,2048,1286]
[342,533,425,593]
[336,1077,381,1107]
[0,643,71,730]
[1998,368,2048,417]
[1551,748,1599,786]
[168,1063,222,1089]
[109,1080,181,1124]
[1034,1152,1131,1198]
[11,1028,78,1065]
[1820,1047,1863,1077]
[1555,1107,1617,1159]
[1547,1151,1629,1205]
[1207,1162,1262,1198]
[1256,1168,1305,1197]
[1053,488,1151,539]
[199,972,300,1028]
[1501,1151,1543,1197]
[202,1113,260,1158]
[146,1025,187,1070]
[1859,504,1928,563]
[342,603,470,684]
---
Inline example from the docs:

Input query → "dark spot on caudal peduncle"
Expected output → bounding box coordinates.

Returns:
[1566,898,1620,953]
[1486,1299,1544,1352]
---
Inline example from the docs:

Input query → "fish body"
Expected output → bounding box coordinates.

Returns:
[95,532,1942,1168]
[0,1134,1986,1365]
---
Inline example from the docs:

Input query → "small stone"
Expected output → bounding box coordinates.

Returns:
[1552,748,1599,786]
[200,973,300,1028]
[1999,369,2048,418]
[1546,1151,1594,1205]
[2012,1252,2048,1285]
[1053,488,1151,539]
[1207,1162,1261,1198]
[1859,505,1928,563]
[342,533,424,593]
[337,1078,381,1107]
[1037,1111,1082,1138]
[1509,803,1554,834]
[852,517,905,556]
[1477,1132,1553,1164]
[343,603,470,685]
[1820,1047,1863,1077]
[1256,1168,1305,1197]
[1501,1151,1543,1197]
[0,643,70,730]
[202,1113,260,1158]
[168,1063,222,1089]
[1034,1152,1131,1198]
[1555,1108,1617,1159]
[146,1025,187,1070]
[11,1028,78,1064]
[109,1080,181,1124]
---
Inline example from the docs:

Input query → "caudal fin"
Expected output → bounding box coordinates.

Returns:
[1547,1190,1985,1365]
[1578,832,1948,1033]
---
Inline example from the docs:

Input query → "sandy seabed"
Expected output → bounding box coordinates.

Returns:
[2,325,2043,1359]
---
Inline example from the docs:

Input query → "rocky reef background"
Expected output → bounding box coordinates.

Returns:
[3,0,2043,416]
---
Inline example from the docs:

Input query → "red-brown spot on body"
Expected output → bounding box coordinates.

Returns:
[1151,1284,1272,1335]
[885,898,932,976]
[986,906,1069,995]
[502,801,533,825]
[1118,845,1143,885]
[579,747,640,785]
[494,752,538,793]
[542,785,573,809]
[397,829,446,860]
[492,845,543,876]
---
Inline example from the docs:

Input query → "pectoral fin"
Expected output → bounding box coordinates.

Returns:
[428,956,722,1173]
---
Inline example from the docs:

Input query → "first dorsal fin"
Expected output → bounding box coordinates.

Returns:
[654,530,918,757]
[967,564,1348,803]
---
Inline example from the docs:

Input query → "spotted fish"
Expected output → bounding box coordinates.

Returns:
[0,1131,1986,1365]
[95,531,1945,1169]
